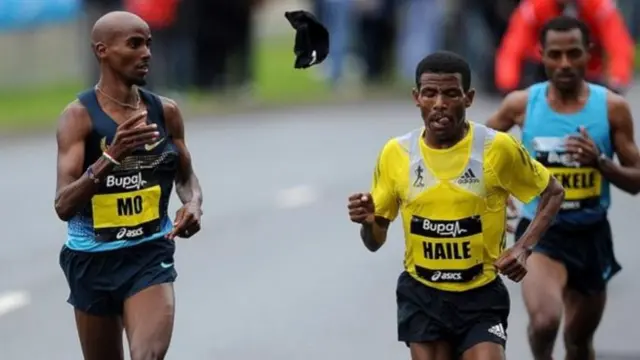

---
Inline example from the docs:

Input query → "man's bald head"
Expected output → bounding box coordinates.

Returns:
[90,10,152,87]
[91,11,149,45]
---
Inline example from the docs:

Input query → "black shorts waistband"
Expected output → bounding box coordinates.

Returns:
[519,216,609,233]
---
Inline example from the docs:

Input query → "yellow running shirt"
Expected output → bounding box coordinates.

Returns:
[371,122,550,291]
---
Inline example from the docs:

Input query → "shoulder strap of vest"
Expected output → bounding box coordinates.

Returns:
[77,88,99,113]
[138,88,167,128]
[408,127,423,160]
[470,123,487,163]
[402,124,491,163]
[76,88,103,128]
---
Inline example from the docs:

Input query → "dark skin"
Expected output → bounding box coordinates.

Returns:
[348,72,563,360]
[487,28,640,360]
[54,11,202,360]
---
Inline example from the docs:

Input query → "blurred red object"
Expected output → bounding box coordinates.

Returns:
[495,0,634,93]
[124,0,179,29]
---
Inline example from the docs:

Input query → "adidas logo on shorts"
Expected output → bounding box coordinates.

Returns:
[488,323,507,341]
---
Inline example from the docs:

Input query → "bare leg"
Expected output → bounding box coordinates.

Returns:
[410,341,454,360]
[462,342,505,360]
[74,310,124,360]
[123,283,176,360]
[563,289,607,360]
[522,253,568,360]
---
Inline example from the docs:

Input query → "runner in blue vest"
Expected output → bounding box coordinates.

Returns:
[487,16,640,360]
[54,11,203,360]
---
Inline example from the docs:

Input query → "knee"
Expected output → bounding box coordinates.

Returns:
[130,342,168,360]
[528,311,562,338]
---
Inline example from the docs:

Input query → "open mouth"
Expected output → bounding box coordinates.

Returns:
[430,115,452,130]
[136,64,149,74]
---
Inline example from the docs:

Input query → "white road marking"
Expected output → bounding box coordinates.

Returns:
[275,185,318,209]
[0,291,30,317]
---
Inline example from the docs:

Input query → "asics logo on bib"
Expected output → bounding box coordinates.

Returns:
[116,227,144,239]
[430,271,463,282]
[106,172,147,190]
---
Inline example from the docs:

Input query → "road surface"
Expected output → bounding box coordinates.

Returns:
[0,93,638,359]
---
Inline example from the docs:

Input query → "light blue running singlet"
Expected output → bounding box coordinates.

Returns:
[520,82,613,225]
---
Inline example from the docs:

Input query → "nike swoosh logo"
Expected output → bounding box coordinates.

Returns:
[100,137,109,152]
[145,138,165,151]
[160,262,174,269]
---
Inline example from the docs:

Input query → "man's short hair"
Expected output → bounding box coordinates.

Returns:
[415,51,472,91]
[539,15,591,48]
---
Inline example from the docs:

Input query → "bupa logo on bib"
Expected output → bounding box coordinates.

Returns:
[106,172,147,190]
[422,219,467,237]
[411,215,483,239]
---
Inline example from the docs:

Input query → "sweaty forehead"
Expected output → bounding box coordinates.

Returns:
[113,22,150,41]
[92,12,150,44]
[419,73,462,88]
[545,29,584,49]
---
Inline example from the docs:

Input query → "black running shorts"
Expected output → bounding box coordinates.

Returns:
[59,239,177,316]
[396,271,510,357]
[515,217,621,296]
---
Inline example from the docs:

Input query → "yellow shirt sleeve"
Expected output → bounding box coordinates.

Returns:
[370,139,400,221]
[489,132,551,204]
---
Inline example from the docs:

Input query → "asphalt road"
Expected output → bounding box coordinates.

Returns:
[0,92,638,359]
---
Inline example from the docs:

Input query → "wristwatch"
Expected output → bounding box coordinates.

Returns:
[596,152,608,170]
[86,166,100,184]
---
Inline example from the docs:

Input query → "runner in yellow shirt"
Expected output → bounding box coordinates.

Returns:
[347,51,565,360]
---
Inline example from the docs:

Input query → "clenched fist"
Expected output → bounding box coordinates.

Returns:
[495,245,530,283]
[347,193,375,224]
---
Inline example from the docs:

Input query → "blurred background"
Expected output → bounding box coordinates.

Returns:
[1,1,640,359]
[0,0,638,132]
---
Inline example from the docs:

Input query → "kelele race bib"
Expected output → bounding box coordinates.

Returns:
[532,137,601,211]
[91,185,161,240]
[548,166,601,210]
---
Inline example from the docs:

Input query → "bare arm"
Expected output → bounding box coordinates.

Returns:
[599,94,640,194]
[485,90,528,132]
[517,176,564,249]
[360,216,390,252]
[162,97,203,207]
[54,103,116,221]
[350,140,399,252]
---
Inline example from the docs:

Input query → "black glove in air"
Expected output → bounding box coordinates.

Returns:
[284,10,329,69]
